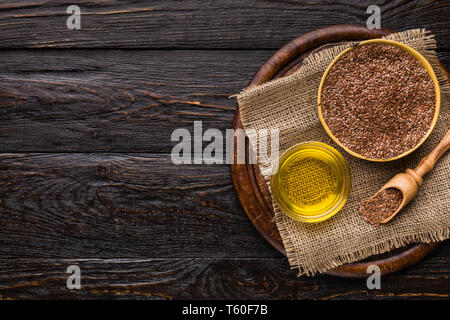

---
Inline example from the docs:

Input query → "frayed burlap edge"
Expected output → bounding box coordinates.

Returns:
[275,208,450,276]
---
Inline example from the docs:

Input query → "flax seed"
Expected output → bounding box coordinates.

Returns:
[358,188,403,225]
[321,44,436,159]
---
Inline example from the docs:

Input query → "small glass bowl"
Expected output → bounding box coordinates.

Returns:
[271,142,351,223]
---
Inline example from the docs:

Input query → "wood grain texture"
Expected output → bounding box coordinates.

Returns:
[0,0,448,49]
[0,153,277,258]
[0,49,448,153]
[1,152,445,299]
[0,245,448,300]
[0,50,270,152]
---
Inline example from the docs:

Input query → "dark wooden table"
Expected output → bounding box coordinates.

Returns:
[0,1,448,300]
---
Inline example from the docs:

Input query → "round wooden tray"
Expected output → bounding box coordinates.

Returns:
[231,25,439,278]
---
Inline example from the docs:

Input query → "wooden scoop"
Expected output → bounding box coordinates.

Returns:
[374,130,450,224]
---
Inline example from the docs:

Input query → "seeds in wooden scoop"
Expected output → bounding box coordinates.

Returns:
[358,188,403,225]
[321,43,436,159]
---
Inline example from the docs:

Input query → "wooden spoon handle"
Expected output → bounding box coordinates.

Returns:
[414,130,450,178]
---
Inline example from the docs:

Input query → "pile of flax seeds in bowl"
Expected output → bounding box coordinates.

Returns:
[321,43,436,225]
[321,43,436,160]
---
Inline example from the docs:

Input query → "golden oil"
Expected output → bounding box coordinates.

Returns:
[271,142,351,223]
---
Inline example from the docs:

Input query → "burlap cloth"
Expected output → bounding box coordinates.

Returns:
[236,29,450,276]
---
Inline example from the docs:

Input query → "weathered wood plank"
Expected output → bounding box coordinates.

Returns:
[0,246,448,299]
[0,50,271,152]
[0,49,449,153]
[437,50,450,65]
[0,0,448,49]
[0,153,277,259]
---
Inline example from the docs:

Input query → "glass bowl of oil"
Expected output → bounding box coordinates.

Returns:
[271,142,351,223]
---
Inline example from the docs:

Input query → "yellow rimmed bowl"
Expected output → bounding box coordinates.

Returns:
[317,39,441,162]
[271,142,351,223]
